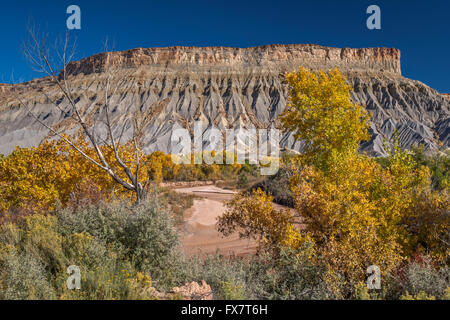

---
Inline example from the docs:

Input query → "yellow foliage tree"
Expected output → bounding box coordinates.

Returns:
[280,67,370,170]
[217,189,294,250]
[285,69,449,283]
[290,152,406,283]
[147,151,172,183]
[0,137,152,214]
[0,141,69,213]
[220,67,449,288]
[0,138,248,215]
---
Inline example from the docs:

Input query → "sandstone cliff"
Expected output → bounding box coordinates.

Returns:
[0,44,448,156]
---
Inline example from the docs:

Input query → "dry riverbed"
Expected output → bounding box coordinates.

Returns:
[174,185,292,257]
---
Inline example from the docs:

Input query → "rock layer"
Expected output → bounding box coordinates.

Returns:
[64,45,401,76]
[0,44,448,156]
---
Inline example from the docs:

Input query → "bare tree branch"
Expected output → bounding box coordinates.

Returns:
[20,27,149,202]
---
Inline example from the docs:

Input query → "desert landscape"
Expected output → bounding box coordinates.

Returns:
[0,45,448,157]
[0,44,448,301]
[0,1,448,303]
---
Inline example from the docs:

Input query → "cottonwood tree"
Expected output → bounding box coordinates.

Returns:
[15,27,150,203]
[220,68,449,287]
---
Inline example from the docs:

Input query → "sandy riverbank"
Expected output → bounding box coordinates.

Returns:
[175,185,257,257]
[175,185,293,257]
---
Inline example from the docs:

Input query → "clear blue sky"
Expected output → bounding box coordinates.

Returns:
[1,0,449,92]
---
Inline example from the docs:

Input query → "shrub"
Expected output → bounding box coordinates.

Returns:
[247,245,336,300]
[0,251,55,300]
[0,196,180,299]
[400,259,449,299]
[175,254,249,298]
[399,291,436,300]
[56,196,179,288]
[173,244,335,300]
[217,189,294,250]
[220,281,247,300]
[409,145,449,191]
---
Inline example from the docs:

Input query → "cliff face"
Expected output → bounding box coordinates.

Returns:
[0,44,448,156]
[0,84,11,94]
[64,45,401,76]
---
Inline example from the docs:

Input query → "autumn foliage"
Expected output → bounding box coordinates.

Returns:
[279,68,371,170]
[219,67,449,290]
[0,139,243,216]
[0,67,448,299]
[0,138,148,213]
[217,189,294,250]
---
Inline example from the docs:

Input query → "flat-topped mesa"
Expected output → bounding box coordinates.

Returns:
[65,44,402,76]
[0,43,447,157]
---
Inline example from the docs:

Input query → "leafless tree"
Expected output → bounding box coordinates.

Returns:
[15,26,148,203]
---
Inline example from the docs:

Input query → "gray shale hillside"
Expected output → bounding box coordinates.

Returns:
[0,44,448,156]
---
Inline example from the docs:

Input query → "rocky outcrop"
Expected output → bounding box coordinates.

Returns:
[0,44,448,156]
[141,280,214,300]
[171,280,213,300]
[0,84,12,94]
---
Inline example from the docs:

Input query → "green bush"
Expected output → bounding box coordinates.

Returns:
[0,195,180,299]
[171,253,249,298]
[0,251,55,300]
[401,259,449,299]
[56,196,179,283]
[410,145,449,191]
[1,190,448,300]
[220,281,247,300]
[245,245,333,300]
[175,244,338,300]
